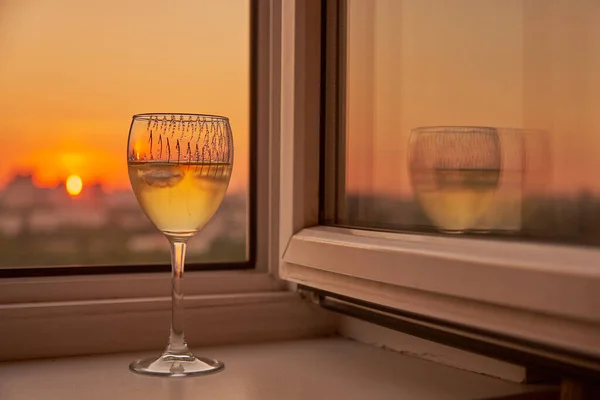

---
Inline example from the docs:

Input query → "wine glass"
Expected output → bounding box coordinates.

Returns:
[127,113,233,377]
[408,126,501,233]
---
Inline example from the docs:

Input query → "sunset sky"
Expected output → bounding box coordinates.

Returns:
[0,0,249,193]
[2,0,600,199]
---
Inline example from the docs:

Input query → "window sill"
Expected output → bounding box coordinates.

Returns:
[0,338,556,400]
[0,270,283,304]
[282,226,600,359]
[0,279,336,361]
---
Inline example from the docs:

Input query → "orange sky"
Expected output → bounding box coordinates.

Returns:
[2,0,600,198]
[0,0,249,193]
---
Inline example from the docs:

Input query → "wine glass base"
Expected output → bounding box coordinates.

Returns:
[437,229,465,234]
[129,353,224,377]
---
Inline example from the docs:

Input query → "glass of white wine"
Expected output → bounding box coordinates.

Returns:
[127,113,233,377]
[408,126,501,233]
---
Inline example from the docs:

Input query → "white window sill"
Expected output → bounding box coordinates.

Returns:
[0,288,336,361]
[282,226,600,358]
[0,338,556,400]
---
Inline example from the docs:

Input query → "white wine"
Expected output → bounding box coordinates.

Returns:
[413,169,500,232]
[128,162,232,237]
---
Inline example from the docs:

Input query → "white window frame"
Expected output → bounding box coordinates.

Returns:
[278,0,600,360]
[0,0,336,361]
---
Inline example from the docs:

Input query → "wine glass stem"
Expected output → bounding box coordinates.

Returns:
[167,239,190,355]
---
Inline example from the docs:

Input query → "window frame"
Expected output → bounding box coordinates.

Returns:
[0,0,259,278]
[0,0,281,302]
[0,0,340,361]
[278,0,600,363]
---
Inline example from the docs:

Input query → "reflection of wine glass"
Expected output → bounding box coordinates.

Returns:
[127,113,233,377]
[474,128,552,234]
[472,128,525,233]
[521,129,552,233]
[408,126,501,233]
[522,129,552,194]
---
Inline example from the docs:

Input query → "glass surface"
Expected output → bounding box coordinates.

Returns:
[324,0,600,246]
[127,113,232,377]
[0,0,249,269]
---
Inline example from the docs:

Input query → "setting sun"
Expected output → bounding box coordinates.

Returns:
[66,175,83,196]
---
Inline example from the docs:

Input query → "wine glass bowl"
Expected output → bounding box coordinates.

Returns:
[127,113,233,377]
[408,126,501,233]
[128,114,233,239]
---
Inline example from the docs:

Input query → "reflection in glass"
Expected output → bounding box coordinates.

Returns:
[127,113,233,377]
[322,0,600,247]
[408,126,501,233]
[521,129,553,236]
[473,128,525,233]
[474,128,552,234]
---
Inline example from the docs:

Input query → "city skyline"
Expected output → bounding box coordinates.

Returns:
[0,170,247,268]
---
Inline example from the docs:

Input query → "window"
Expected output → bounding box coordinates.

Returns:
[322,0,600,247]
[280,0,600,372]
[0,0,295,361]
[2,0,598,375]
[0,0,252,273]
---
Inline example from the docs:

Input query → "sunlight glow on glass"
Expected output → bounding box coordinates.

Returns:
[66,174,83,196]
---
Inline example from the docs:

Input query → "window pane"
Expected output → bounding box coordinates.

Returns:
[323,0,600,246]
[0,0,250,268]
